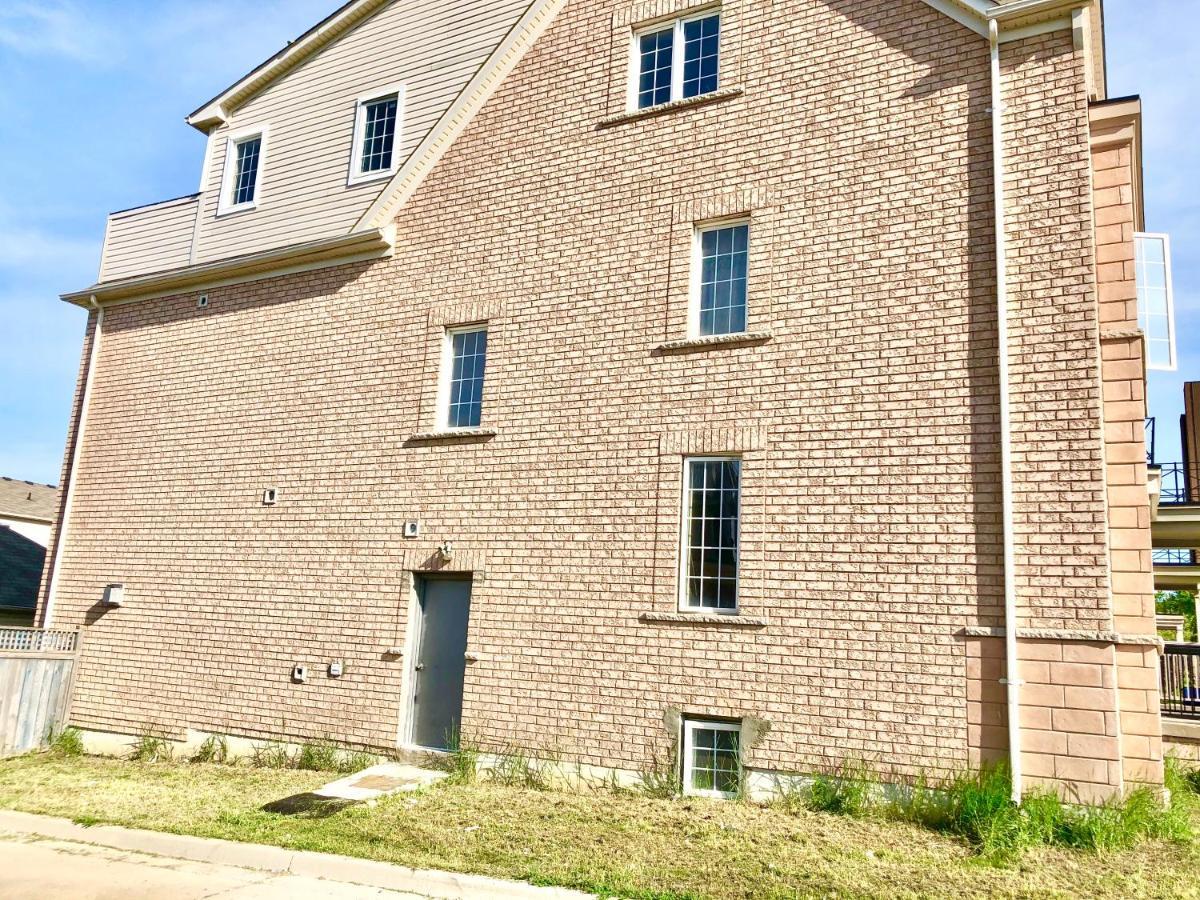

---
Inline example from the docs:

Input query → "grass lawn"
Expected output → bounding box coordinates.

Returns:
[0,754,1197,899]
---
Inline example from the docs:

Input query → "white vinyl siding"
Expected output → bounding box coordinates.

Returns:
[192,0,531,264]
[98,195,200,282]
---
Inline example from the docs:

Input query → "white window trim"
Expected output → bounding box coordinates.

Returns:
[627,7,721,112]
[689,217,750,338]
[347,84,406,187]
[436,323,488,431]
[682,718,741,799]
[678,455,742,613]
[216,124,269,217]
[1134,231,1177,372]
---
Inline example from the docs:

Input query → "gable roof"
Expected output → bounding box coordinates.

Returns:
[0,477,59,524]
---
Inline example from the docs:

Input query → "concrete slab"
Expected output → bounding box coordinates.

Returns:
[314,763,448,801]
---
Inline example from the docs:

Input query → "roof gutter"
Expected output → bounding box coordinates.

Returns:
[62,226,396,307]
[989,18,1023,805]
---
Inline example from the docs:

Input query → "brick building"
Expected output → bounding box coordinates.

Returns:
[41,0,1168,801]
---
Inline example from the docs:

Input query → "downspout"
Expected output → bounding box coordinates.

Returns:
[989,19,1023,805]
[41,297,104,628]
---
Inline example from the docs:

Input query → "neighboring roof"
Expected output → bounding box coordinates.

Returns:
[0,526,45,611]
[0,478,59,524]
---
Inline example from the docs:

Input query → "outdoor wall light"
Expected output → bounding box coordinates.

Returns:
[438,541,454,562]
[103,583,125,607]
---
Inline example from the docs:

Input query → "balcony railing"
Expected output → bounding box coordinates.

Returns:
[1161,643,1200,721]
[1154,548,1197,566]
[1146,417,1156,465]
[1157,462,1191,506]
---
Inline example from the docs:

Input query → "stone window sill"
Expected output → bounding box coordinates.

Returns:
[597,88,743,129]
[639,612,767,627]
[407,428,496,443]
[656,331,772,354]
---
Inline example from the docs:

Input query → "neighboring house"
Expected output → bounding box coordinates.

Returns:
[42,0,1175,803]
[0,478,59,626]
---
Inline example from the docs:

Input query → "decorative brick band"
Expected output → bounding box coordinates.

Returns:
[671,186,771,225]
[614,0,718,28]
[597,88,742,128]
[1098,327,1143,342]
[400,549,488,580]
[427,300,503,328]
[656,331,771,352]
[961,626,1162,647]
[658,425,766,455]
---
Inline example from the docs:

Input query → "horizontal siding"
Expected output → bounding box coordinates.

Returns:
[99,197,199,282]
[193,0,531,265]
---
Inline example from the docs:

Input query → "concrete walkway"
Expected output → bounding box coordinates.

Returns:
[0,810,592,900]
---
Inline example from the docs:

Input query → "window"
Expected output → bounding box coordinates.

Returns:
[632,11,720,110]
[1134,232,1177,371]
[680,457,740,610]
[682,719,740,798]
[350,87,403,184]
[440,326,488,429]
[694,222,748,336]
[217,127,268,215]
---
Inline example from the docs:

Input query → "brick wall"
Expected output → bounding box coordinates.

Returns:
[42,0,1157,794]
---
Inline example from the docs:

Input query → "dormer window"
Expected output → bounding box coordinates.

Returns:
[349,86,404,184]
[632,10,720,110]
[217,126,268,216]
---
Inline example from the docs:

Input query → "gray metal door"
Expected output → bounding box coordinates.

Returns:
[411,576,472,750]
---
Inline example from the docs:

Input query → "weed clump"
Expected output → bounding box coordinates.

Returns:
[49,726,83,757]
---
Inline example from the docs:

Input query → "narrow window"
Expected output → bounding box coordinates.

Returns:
[1134,232,1177,371]
[633,11,720,110]
[442,326,488,429]
[682,719,741,798]
[696,222,748,336]
[681,457,740,610]
[349,87,404,184]
[232,136,262,206]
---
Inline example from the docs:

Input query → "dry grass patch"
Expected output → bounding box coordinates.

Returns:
[0,754,1197,899]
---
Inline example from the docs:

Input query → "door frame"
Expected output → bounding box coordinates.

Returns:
[397,572,472,753]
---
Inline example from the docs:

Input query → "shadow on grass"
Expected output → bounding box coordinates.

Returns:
[261,793,358,819]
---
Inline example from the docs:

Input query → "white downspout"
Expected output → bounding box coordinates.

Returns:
[989,19,1023,805]
[41,297,104,628]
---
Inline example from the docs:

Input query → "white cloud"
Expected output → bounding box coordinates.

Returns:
[0,1,118,64]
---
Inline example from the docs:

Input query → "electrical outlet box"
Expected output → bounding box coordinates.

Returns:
[103,583,125,607]
[263,488,278,506]
[329,661,343,678]
[292,664,308,683]
[403,520,420,539]
[197,294,209,308]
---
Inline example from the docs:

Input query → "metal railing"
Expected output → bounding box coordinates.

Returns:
[1146,417,1156,465]
[1157,462,1191,506]
[0,627,79,654]
[1154,548,1197,566]
[1161,643,1200,721]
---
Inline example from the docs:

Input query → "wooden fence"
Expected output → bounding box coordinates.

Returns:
[0,628,80,756]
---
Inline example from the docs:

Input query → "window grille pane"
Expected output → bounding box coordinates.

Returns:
[683,459,740,609]
[447,328,487,428]
[233,137,261,206]
[698,224,748,336]
[637,27,674,108]
[361,96,398,174]
[688,726,740,795]
[681,14,720,98]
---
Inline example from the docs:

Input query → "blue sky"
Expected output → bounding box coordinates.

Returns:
[0,0,1195,485]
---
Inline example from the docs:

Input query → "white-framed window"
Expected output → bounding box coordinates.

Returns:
[680,456,740,611]
[630,9,720,110]
[348,86,404,185]
[216,126,268,216]
[1134,232,1177,371]
[437,325,488,430]
[691,220,749,336]
[682,719,741,798]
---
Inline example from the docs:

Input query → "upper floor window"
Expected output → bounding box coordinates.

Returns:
[1134,232,1177,371]
[217,127,268,216]
[440,325,488,429]
[350,87,403,184]
[680,457,740,611]
[693,221,748,337]
[632,11,720,110]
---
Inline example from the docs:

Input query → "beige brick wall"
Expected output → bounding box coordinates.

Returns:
[41,1,1159,794]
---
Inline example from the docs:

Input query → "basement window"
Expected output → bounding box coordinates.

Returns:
[682,719,741,798]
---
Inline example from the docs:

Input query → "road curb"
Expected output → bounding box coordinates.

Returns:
[0,810,592,899]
